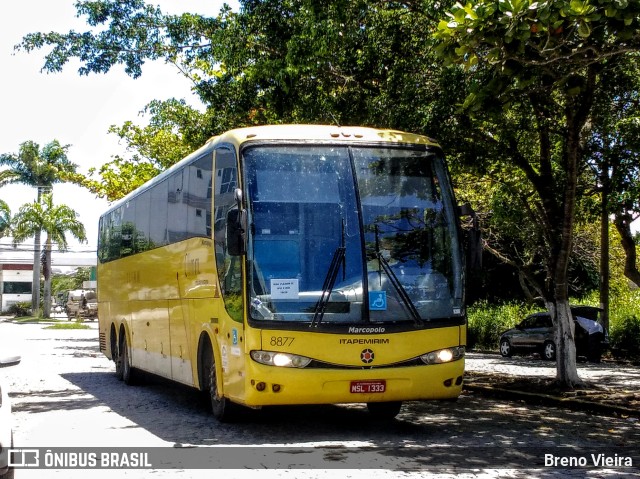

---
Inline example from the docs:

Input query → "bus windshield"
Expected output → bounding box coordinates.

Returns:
[243,144,463,325]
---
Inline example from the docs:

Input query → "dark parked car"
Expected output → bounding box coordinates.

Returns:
[499,306,608,362]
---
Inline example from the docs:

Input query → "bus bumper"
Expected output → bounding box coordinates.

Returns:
[241,359,464,406]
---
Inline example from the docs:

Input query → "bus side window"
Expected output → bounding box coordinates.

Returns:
[185,153,214,239]
[149,179,169,248]
[168,171,187,243]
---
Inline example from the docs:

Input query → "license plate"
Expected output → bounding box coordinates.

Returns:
[350,380,386,394]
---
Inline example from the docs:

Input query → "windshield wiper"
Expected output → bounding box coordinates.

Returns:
[311,220,346,328]
[373,225,423,326]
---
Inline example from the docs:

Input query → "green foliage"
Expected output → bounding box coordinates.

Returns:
[12,194,87,250]
[467,300,538,350]
[82,99,212,201]
[4,302,32,317]
[17,0,169,78]
[610,315,640,359]
[0,199,10,238]
[597,288,640,359]
[0,140,78,189]
[82,156,161,202]
[73,267,93,286]
[434,0,640,75]
[51,271,89,298]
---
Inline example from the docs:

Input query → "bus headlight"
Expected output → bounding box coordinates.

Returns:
[420,346,465,365]
[250,350,312,368]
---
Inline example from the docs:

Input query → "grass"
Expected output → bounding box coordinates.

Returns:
[12,316,62,323]
[5,316,93,330]
[45,322,91,330]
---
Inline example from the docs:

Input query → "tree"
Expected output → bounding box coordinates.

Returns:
[433,0,640,387]
[0,140,79,312]
[583,59,640,331]
[595,88,640,288]
[15,0,640,387]
[12,194,87,318]
[0,199,10,238]
[16,1,455,196]
[81,99,212,201]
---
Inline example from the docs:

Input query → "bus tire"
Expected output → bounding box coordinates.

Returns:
[366,401,402,420]
[208,356,236,422]
[121,334,137,385]
[113,327,123,381]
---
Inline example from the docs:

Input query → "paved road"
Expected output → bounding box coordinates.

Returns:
[1,320,638,478]
[467,351,640,391]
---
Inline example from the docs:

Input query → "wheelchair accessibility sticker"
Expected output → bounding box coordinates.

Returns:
[369,291,387,311]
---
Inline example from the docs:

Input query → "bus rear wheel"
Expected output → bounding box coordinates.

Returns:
[114,329,123,381]
[121,335,137,385]
[115,348,123,381]
[366,401,402,420]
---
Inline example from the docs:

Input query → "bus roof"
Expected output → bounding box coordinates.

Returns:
[212,124,440,147]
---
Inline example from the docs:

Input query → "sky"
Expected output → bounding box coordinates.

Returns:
[0,0,236,266]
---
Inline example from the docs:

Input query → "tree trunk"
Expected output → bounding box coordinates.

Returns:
[31,229,42,315]
[614,212,640,287]
[550,300,582,388]
[31,187,44,316]
[549,91,591,389]
[599,167,610,334]
[43,236,52,319]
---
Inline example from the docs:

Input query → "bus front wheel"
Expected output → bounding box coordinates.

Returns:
[208,358,236,422]
[366,401,402,420]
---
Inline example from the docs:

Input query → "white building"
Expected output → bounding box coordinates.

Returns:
[0,263,32,311]
[0,249,96,312]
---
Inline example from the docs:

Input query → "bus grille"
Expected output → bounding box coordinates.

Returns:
[99,332,106,352]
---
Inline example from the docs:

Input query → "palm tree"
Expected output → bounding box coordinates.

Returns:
[12,194,87,318]
[0,199,10,238]
[0,140,78,312]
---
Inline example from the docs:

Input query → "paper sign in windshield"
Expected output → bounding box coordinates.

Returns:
[271,279,299,299]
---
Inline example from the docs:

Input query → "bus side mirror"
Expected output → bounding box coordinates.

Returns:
[226,208,247,256]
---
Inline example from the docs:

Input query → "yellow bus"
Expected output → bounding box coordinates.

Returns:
[97,125,467,420]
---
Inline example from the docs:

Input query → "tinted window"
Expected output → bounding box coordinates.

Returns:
[134,190,151,253]
[3,282,32,294]
[149,179,169,247]
[185,153,213,238]
[167,171,187,243]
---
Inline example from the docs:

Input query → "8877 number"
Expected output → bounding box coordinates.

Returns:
[270,336,295,347]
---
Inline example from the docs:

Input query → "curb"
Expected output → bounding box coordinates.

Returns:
[464,383,640,418]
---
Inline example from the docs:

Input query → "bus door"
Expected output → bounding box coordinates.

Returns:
[213,146,247,402]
